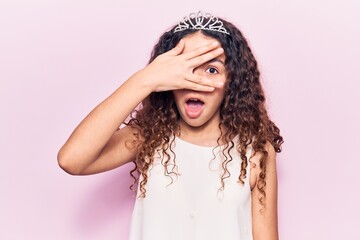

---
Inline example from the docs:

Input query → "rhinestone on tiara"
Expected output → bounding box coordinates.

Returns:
[174,11,230,35]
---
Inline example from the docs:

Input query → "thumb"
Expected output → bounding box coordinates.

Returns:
[165,39,185,56]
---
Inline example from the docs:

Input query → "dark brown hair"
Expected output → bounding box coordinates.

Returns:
[126,15,283,207]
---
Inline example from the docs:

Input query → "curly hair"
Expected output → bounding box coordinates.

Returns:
[125,16,284,208]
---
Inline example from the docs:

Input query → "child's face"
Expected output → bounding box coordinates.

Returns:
[173,32,227,129]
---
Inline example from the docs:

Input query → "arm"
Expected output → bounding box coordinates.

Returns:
[251,142,279,240]
[57,73,152,175]
[57,40,224,175]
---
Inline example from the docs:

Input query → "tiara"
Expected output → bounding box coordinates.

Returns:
[174,11,230,35]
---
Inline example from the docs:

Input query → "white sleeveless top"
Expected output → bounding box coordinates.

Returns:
[129,135,253,240]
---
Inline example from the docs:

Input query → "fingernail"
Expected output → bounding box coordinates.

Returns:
[212,41,219,47]
[216,48,224,54]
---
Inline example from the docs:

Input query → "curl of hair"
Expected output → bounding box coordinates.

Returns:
[125,16,284,208]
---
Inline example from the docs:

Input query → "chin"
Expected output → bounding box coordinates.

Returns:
[184,120,204,128]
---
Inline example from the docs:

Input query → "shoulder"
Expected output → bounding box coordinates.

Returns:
[263,141,277,175]
[249,141,276,167]
[249,141,277,190]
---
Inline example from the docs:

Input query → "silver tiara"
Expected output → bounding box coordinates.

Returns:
[174,11,230,35]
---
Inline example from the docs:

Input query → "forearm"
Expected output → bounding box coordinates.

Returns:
[57,70,153,174]
[57,40,223,174]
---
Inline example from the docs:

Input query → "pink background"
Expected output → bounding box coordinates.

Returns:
[1,0,359,239]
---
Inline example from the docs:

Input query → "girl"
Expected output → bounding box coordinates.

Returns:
[58,12,283,240]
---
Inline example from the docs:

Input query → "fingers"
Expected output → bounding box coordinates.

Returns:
[184,73,224,90]
[182,81,215,92]
[164,39,185,56]
[182,41,220,60]
[188,47,224,68]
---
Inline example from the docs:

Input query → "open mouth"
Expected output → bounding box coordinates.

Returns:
[185,98,204,118]
[186,98,204,105]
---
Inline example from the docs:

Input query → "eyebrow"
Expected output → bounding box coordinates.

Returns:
[207,58,225,66]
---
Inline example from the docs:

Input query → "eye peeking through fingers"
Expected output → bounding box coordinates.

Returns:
[206,67,219,74]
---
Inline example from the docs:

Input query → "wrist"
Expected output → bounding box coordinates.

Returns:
[131,68,157,94]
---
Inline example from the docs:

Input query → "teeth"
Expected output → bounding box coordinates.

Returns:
[187,98,204,104]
